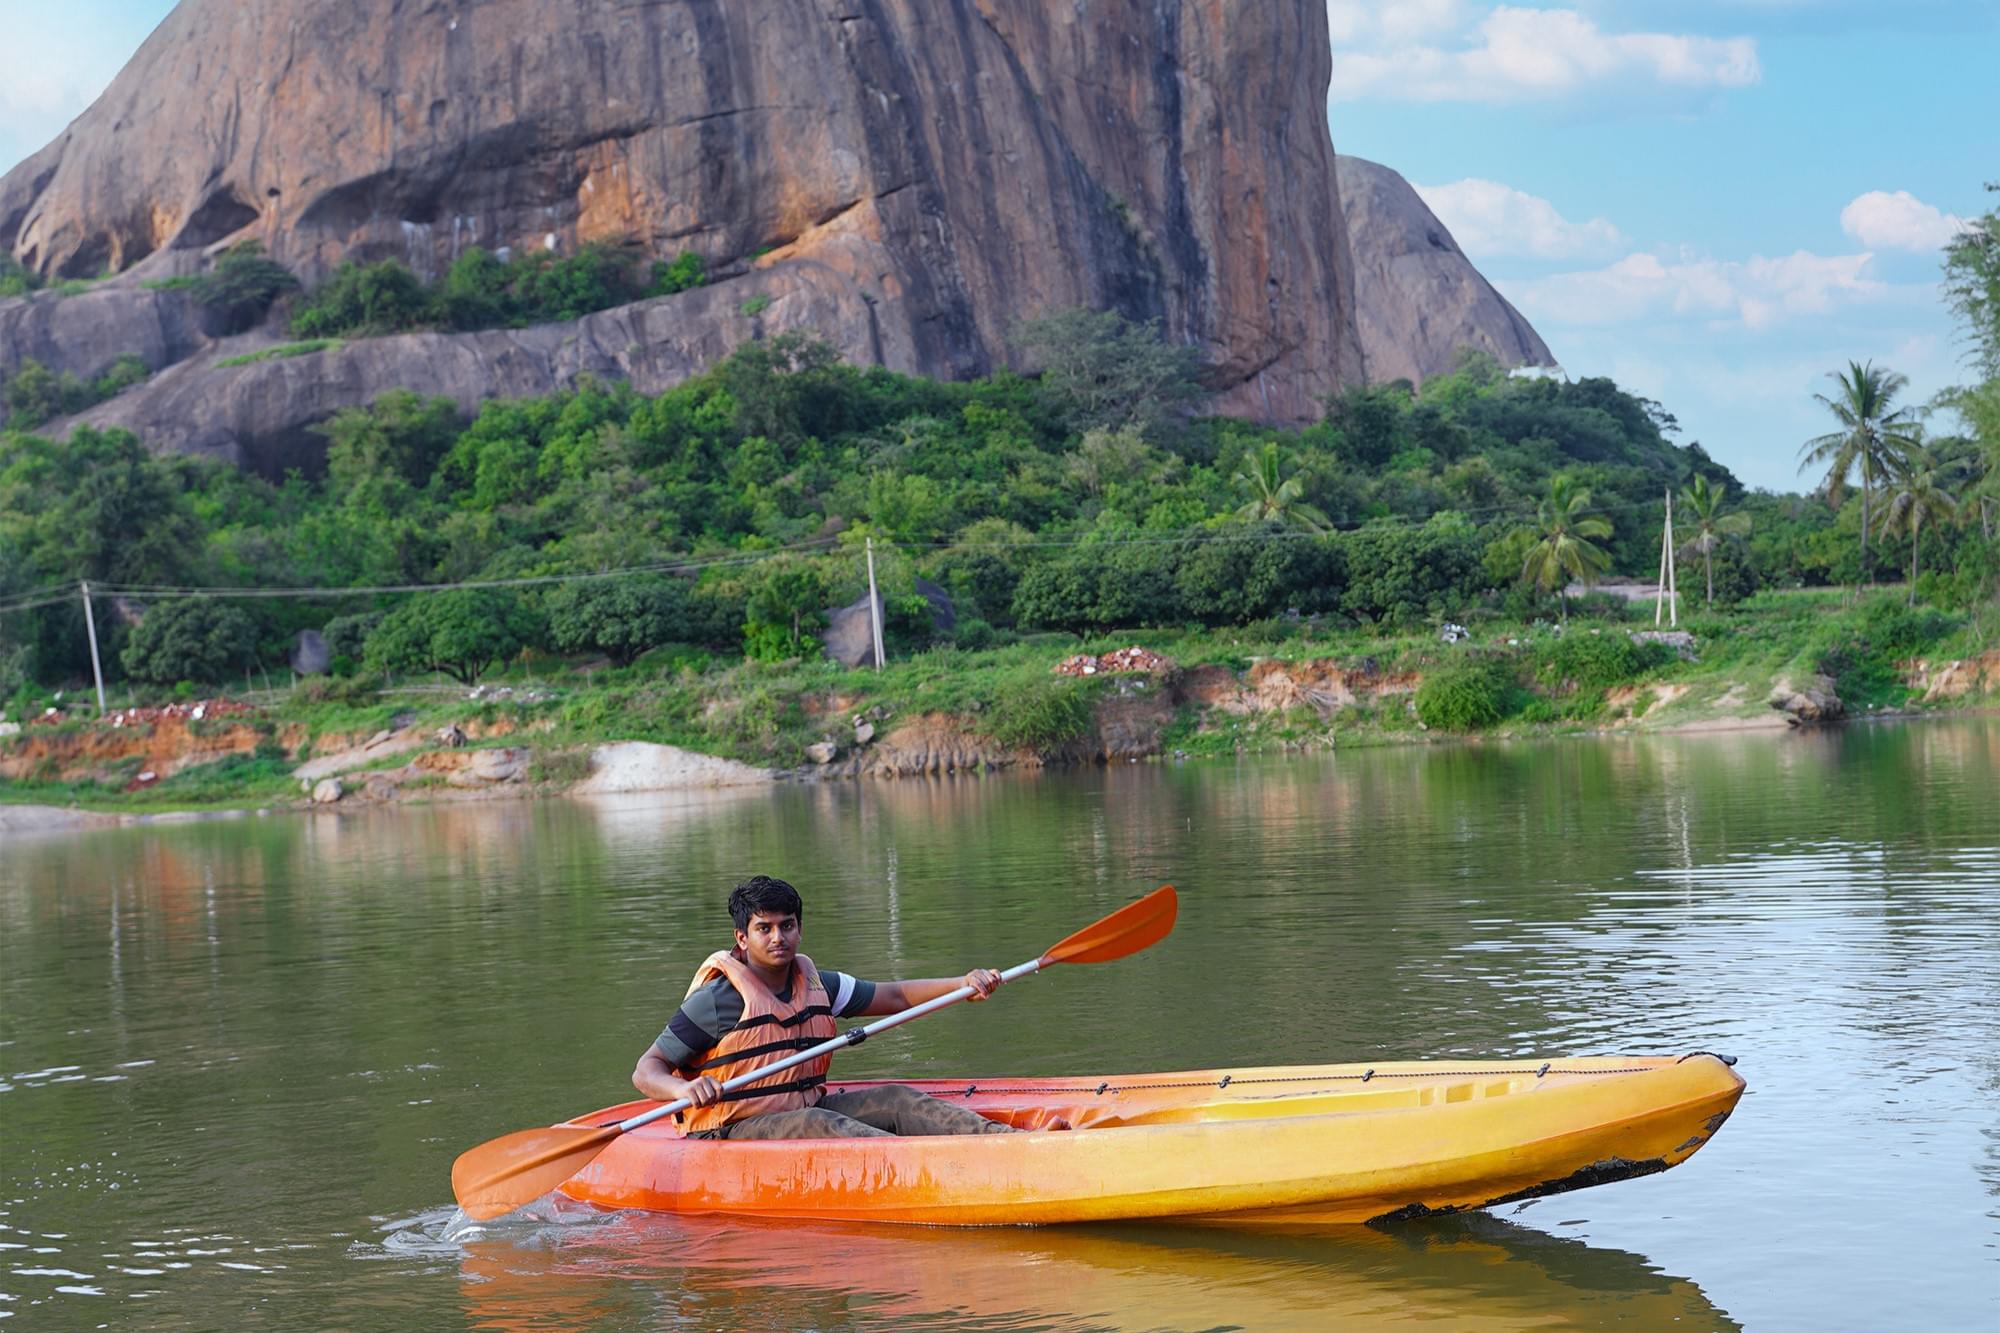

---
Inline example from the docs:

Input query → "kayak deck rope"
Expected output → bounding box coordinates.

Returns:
[946,1064,1670,1098]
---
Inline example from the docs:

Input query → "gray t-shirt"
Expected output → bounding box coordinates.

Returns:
[654,966,876,1071]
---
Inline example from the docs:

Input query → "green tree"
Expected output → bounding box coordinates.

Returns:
[120,599,261,685]
[1876,444,1963,605]
[1799,360,1923,581]
[743,556,829,660]
[1011,308,1207,432]
[1232,441,1330,531]
[2,360,63,428]
[546,576,689,666]
[438,248,516,331]
[363,590,535,685]
[1516,476,1613,623]
[1677,475,1752,609]
[1941,183,1999,379]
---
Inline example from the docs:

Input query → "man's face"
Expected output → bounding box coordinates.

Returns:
[736,909,802,971]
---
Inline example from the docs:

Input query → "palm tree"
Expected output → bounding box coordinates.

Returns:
[1876,445,1964,604]
[1232,441,1330,531]
[1677,475,1752,609]
[1517,475,1613,623]
[1798,360,1923,582]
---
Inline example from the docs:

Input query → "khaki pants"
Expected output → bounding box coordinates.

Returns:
[711,1083,1017,1139]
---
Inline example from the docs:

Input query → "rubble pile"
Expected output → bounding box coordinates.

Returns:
[1053,647,1175,678]
[94,699,262,729]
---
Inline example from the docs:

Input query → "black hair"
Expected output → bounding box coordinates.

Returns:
[729,875,803,931]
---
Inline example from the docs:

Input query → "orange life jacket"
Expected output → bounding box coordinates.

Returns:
[675,948,838,1134]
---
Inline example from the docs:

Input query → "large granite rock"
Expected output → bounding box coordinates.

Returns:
[4,0,1363,444]
[1335,155,1555,387]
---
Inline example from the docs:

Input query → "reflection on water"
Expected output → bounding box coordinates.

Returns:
[1,718,1996,1327]
[433,1206,1737,1332]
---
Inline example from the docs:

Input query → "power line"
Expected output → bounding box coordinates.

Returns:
[0,493,1693,611]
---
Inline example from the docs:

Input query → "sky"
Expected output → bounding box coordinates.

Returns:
[3,1,1995,491]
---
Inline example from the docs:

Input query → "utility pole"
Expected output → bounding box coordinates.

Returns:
[1653,490,1679,628]
[864,538,886,671]
[80,581,107,713]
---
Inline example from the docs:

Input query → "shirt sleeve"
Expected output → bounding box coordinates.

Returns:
[654,977,744,1070]
[823,970,877,1018]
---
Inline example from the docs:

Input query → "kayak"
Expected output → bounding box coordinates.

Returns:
[553,1053,1743,1225]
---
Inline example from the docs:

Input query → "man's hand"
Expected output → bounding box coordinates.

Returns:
[634,1047,724,1105]
[963,967,1005,1001]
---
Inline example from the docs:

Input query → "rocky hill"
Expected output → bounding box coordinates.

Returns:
[1,1,1550,470]
[1336,156,1554,386]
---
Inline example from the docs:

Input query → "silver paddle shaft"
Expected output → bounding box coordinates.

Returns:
[616,957,1044,1133]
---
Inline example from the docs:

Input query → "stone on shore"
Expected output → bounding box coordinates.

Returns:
[573,742,774,794]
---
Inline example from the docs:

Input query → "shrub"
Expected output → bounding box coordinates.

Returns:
[984,676,1096,750]
[1010,308,1208,433]
[647,251,708,296]
[1855,598,1955,657]
[1536,632,1670,690]
[1,355,150,428]
[322,611,385,669]
[192,241,300,333]
[0,256,39,298]
[120,599,262,685]
[293,259,436,337]
[1414,657,1521,731]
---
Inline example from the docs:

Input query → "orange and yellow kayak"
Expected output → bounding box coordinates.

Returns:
[555,1054,1743,1225]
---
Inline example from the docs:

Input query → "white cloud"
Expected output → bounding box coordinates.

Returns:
[1506,248,1888,330]
[1414,178,1624,259]
[1328,5,1760,104]
[1839,190,1966,253]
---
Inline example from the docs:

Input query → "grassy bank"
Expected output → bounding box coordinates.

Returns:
[3,590,1993,816]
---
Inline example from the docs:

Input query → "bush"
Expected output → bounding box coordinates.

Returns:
[1414,657,1521,731]
[293,259,436,337]
[322,611,385,669]
[1536,632,1670,690]
[1856,598,1955,656]
[1011,308,1208,433]
[191,241,300,333]
[546,576,690,666]
[2,355,150,428]
[983,676,1096,750]
[0,256,39,298]
[120,599,262,685]
[647,251,708,296]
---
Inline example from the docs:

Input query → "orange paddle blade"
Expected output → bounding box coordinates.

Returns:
[451,1123,621,1221]
[1040,885,1177,966]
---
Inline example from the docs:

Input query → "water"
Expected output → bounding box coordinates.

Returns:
[2,719,1995,1329]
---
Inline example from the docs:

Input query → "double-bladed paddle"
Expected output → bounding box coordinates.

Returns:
[450,884,1178,1221]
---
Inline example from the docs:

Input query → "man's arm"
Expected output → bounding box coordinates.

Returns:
[631,1045,721,1107]
[854,968,1005,1017]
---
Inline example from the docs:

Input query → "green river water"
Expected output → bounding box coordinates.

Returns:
[2,718,1996,1329]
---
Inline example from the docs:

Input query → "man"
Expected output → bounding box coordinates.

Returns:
[632,874,1021,1139]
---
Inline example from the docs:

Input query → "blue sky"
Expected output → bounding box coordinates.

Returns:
[4,1,1994,490]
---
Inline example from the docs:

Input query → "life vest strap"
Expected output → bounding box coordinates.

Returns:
[728,1004,834,1034]
[696,1034,831,1072]
[715,1074,827,1104]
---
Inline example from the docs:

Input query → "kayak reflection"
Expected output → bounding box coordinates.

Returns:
[458,1209,1740,1332]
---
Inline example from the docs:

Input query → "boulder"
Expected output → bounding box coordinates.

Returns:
[805,741,840,765]
[5,0,1366,470]
[823,592,883,669]
[311,777,344,804]
[290,629,330,676]
[1335,155,1556,386]
[574,741,773,793]
[1768,676,1844,725]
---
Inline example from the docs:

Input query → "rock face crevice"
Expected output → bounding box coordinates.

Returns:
[3,0,1364,432]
